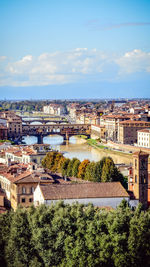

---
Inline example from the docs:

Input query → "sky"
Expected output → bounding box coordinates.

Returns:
[0,0,150,99]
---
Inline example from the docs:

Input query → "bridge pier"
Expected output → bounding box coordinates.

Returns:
[62,133,69,145]
[37,135,43,144]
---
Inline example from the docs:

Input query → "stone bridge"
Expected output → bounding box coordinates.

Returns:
[22,123,91,143]
[22,118,68,125]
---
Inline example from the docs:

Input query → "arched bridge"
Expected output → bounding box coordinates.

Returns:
[22,123,91,143]
[22,118,68,125]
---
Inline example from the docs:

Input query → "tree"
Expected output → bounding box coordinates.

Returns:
[66,158,78,177]
[84,161,96,181]
[72,159,81,178]
[101,157,116,182]
[78,159,90,179]
[42,151,64,172]
[128,207,150,267]
[5,208,33,267]
[61,158,70,177]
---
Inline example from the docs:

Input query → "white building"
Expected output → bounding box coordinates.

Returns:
[34,182,129,209]
[43,104,65,116]
[137,128,150,148]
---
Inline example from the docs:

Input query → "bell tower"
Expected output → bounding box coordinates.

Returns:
[132,151,149,209]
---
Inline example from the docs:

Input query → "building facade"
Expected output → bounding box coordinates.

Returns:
[137,128,150,148]
[118,120,150,144]
[128,151,149,209]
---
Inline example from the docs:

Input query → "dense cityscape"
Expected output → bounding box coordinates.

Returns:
[0,99,150,266]
[1,0,150,266]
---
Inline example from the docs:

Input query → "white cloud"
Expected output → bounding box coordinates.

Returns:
[0,49,150,86]
[0,56,7,62]
[116,49,150,74]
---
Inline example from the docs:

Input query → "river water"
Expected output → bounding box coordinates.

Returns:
[22,135,132,164]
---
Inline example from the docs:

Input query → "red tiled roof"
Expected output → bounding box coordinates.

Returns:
[119,120,150,125]
[40,182,129,200]
[138,128,150,133]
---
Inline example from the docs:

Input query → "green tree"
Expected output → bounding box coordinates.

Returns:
[84,161,96,181]
[61,158,70,177]
[66,158,78,177]
[5,208,33,267]
[128,206,150,267]
[72,159,81,178]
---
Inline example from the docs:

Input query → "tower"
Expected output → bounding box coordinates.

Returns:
[132,151,149,208]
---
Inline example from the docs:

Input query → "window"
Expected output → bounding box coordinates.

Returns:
[135,175,137,183]
[135,159,137,169]
[21,198,26,203]
[22,187,26,194]
[29,198,33,202]
[31,187,34,193]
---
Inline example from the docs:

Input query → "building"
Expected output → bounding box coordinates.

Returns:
[100,114,131,142]
[91,125,106,140]
[137,128,150,148]
[34,182,129,209]
[128,151,149,209]
[0,188,6,213]
[10,170,53,210]
[3,144,52,165]
[0,111,22,139]
[118,120,150,144]
[0,125,8,140]
[0,162,53,210]
[43,104,66,116]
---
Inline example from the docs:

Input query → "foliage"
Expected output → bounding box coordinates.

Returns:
[0,202,150,267]
[61,158,70,177]
[66,158,78,177]
[72,159,81,177]
[78,159,90,179]
[42,151,64,173]
[42,152,127,187]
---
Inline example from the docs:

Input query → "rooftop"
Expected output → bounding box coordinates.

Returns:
[39,182,129,200]
[138,128,150,133]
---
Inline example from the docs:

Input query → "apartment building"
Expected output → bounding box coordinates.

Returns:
[43,104,66,116]
[0,125,8,140]
[137,129,150,148]
[0,162,53,210]
[100,114,130,141]
[3,144,52,165]
[0,111,22,139]
[118,120,150,144]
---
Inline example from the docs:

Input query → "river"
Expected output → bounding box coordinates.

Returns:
[22,135,132,164]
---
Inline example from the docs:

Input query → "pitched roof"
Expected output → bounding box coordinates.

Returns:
[39,182,129,200]
[13,172,53,184]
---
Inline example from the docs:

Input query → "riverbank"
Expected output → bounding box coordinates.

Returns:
[77,136,132,159]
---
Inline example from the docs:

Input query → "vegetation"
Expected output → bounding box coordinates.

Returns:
[42,152,128,188]
[0,202,150,267]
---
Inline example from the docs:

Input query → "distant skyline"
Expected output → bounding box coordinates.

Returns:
[0,0,150,99]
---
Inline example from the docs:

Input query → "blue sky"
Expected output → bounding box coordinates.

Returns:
[0,0,150,99]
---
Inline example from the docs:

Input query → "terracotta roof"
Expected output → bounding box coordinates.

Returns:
[13,172,53,184]
[138,128,150,133]
[119,120,150,125]
[39,182,129,200]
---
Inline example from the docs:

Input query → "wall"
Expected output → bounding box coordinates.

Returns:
[44,197,129,209]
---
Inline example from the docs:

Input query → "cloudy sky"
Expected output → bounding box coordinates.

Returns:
[0,0,150,99]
